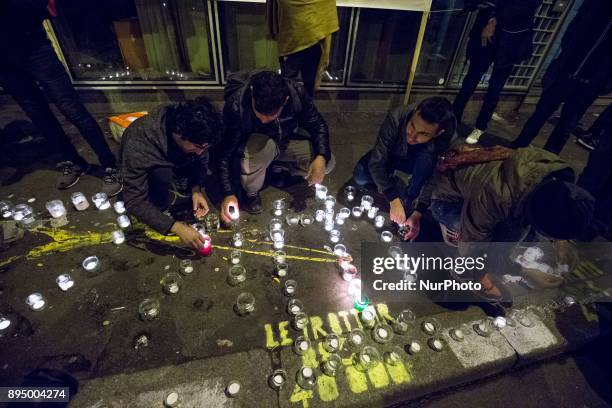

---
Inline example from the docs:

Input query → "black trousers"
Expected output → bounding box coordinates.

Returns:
[279,42,322,97]
[512,77,601,154]
[0,44,116,168]
[452,52,514,131]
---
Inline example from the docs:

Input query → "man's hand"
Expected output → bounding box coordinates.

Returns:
[403,211,422,241]
[171,221,205,250]
[192,190,209,219]
[305,155,326,186]
[389,198,407,225]
[221,195,239,224]
[481,17,497,47]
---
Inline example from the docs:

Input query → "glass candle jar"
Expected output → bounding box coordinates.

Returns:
[56,274,75,291]
[92,193,111,210]
[293,336,311,355]
[334,213,345,225]
[367,206,379,219]
[421,317,441,336]
[268,369,288,390]
[360,195,374,210]
[13,204,37,228]
[233,232,244,248]
[230,250,242,265]
[273,250,286,264]
[0,316,11,333]
[179,259,195,275]
[324,195,336,210]
[285,213,300,226]
[0,201,14,219]
[198,234,213,257]
[329,229,341,243]
[473,317,495,337]
[270,228,285,242]
[117,215,131,228]
[273,240,285,250]
[276,262,289,278]
[283,279,297,296]
[292,312,309,330]
[314,209,325,222]
[82,256,100,272]
[46,200,66,218]
[205,212,220,232]
[359,307,377,329]
[338,207,351,219]
[372,323,393,344]
[315,184,328,201]
[113,200,126,214]
[287,299,304,316]
[333,244,347,257]
[324,208,334,222]
[347,328,366,350]
[341,262,358,282]
[323,334,341,353]
[380,230,393,242]
[393,309,416,334]
[299,214,314,226]
[384,347,404,366]
[324,220,334,232]
[296,366,317,390]
[272,199,285,216]
[26,293,47,311]
[111,229,125,245]
[234,292,255,316]
[354,346,381,371]
[352,206,363,218]
[161,273,183,295]
[138,298,160,321]
[374,215,385,228]
[70,192,89,211]
[344,186,356,202]
[227,264,247,286]
[269,218,283,231]
[322,353,342,377]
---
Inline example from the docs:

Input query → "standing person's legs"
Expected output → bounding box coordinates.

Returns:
[279,43,323,97]
[25,45,117,169]
[511,79,571,148]
[452,53,494,123]
[474,63,514,131]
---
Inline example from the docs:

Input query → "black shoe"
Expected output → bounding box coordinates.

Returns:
[56,161,89,190]
[269,169,289,189]
[101,167,123,197]
[243,193,263,214]
[575,134,598,151]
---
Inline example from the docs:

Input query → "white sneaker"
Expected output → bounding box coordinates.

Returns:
[465,128,484,144]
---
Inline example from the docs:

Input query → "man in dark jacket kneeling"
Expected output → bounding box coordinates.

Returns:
[119,98,223,249]
[218,71,334,223]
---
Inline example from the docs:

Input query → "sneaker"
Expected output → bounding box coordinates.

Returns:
[465,128,484,145]
[575,134,598,151]
[243,193,263,214]
[56,161,89,190]
[101,167,123,197]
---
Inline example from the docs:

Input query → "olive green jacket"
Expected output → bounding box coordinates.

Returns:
[415,146,573,242]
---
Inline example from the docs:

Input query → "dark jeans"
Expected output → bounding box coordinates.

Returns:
[453,53,514,130]
[0,44,116,168]
[352,150,436,212]
[512,77,600,154]
[279,42,322,97]
[148,167,191,211]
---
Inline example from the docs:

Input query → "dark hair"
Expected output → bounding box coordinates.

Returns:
[416,97,453,126]
[250,71,289,115]
[169,97,222,146]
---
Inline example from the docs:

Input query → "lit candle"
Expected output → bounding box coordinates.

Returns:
[493,316,507,329]
[113,201,126,214]
[273,250,286,264]
[374,215,385,228]
[0,201,14,219]
[314,210,325,222]
[285,214,299,226]
[0,317,11,332]
[82,256,100,272]
[329,229,341,243]
[338,207,351,219]
[380,230,393,242]
[359,308,376,328]
[283,279,297,296]
[352,206,363,218]
[293,336,310,354]
[367,206,379,219]
[361,195,374,210]
[180,259,194,275]
[273,240,284,250]
[272,199,285,216]
[292,312,309,330]
[372,324,393,343]
[111,229,125,245]
[230,250,242,265]
[45,200,66,218]
[268,369,287,390]
[26,293,46,311]
[56,274,75,291]
[287,299,304,316]
[324,195,336,210]
[269,218,283,231]
[315,184,328,201]
[199,234,213,256]
[162,273,182,294]
[70,192,89,211]
[92,193,111,210]
[233,232,243,248]
[342,263,358,281]
[117,215,131,228]
[299,214,314,226]
[344,186,356,202]
[335,213,345,225]
[324,221,334,232]
[333,244,347,257]
[276,262,288,278]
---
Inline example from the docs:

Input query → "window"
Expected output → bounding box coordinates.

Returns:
[52,0,215,81]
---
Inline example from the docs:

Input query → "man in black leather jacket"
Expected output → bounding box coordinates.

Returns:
[352,97,456,233]
[218,71,334,222]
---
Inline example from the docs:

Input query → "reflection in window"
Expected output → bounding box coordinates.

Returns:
[218,2,279,77]
[53,0,214,81]
[350,9,420,85]
[414,0,469,85]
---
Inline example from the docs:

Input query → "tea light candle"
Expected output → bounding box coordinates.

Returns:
[429,338,444,351]
[315,184,328,201]
[92,192,111,210]
[273,240,284,250]
[225,382,240,398]
[493,316,507,328]
[165,392,180,407]
[0,317,11,332]
[352,206,363,218]
[138,298,160,321]
[380,230,393,242]
[333,244,347,257]
[180,259,194,275]
[348,329,365,348]
[293,336,310,355]
[233,232,243,247]
[299,214,314,226]
[161,273,182,294]
[344,186,356,202]
[0,201,14,219]
[82,256,100,272]
[205,212,220,231]
[269,218,283,231]
[270,228,285,242]
[292,312,309,330]
[113,200,126,214]
[361,195,374,210]
[283,279,297,296]
[329,229,341,243]
[323,353,342,376]
[372,324,393,343]
[26,293,46,311]
[296,366,316,390]
[117,214,131,228]
[70,192,89,211]
[230,250,242,265]
[46,200,66,218]
[287,299,304,316]
[285,213,299,226]
[272,199,285,216]
[227,264,247,286]
[324,220,334,232]
[56,274,74,291]
[384,350,402,365]
[338,207,351,219]
[334,213,345,225]
[367,206,379,219]
[408,341,421,354]
[422,321,436,335]
[273,250,286,264]
[374,215,385,228]
[269,369,287,390]
[324,334,340,353]
[111,229,125,245]
[324,195,336,210]
[314,210,325,222]
[449,328,465,341]
[359,308,376,328]
[199,234,213,256]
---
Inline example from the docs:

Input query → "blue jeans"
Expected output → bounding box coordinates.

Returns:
[352,149,436,212]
